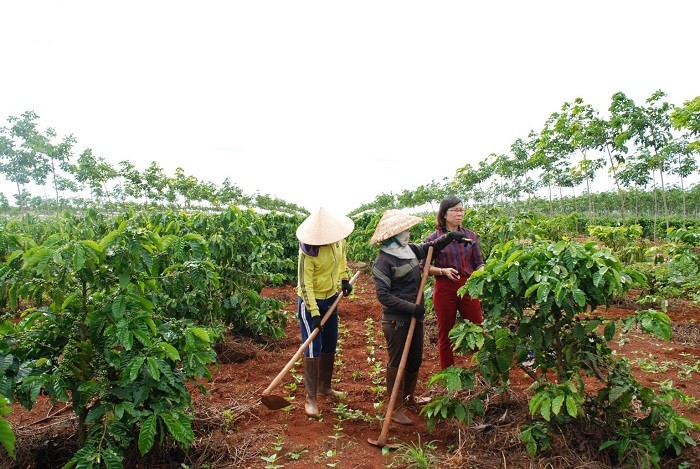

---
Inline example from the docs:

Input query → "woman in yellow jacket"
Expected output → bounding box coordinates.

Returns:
[296,207,354,417]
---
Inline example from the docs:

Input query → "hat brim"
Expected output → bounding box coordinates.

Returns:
[370,210,422,244]
[296,207,355,245]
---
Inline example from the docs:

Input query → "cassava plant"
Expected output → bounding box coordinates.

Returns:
[423,239,699,466]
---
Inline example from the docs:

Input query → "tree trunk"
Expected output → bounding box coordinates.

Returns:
[605,146,626,223]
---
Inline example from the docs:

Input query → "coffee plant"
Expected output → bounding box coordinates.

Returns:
[423,239,699,466]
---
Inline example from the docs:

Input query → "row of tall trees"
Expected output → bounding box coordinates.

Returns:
[0,111,308,216]
[3,90,699,220]
[350,91,700,225]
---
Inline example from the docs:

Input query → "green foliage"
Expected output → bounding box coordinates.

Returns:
[641,226,700,302]
[0,206,302,466]
[388,434,438,469]
[528,380,584,422]
[520,420,551,457]
[588,224,648,263]
[0,396,15,459]
[423,366,484,431]
[623,309,672,341]
[423,238,699,465]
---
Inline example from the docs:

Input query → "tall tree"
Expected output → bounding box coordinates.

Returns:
[71,148,118,202]
[670,97,700,218]
[217,178,247,207]
[41,127,76,209]
[0,111,47,217]
[142,161,168,205]
[118,160,145,202]
[556,99,606,220]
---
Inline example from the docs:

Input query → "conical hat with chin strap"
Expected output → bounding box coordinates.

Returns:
[296,207,354,245]
[370,210,422,244]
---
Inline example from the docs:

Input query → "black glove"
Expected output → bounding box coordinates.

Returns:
[341,279,353,296]
[311,315,323,332]
[447,231,473,245]
[412,304,425,322]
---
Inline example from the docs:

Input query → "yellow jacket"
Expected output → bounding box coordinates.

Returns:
[297,239,350,317]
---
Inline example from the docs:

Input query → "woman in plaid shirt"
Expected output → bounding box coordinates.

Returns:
[423,195,484,370]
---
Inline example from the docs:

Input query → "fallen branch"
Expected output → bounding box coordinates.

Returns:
[18,403,73,429]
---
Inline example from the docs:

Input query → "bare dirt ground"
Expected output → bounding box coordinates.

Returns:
[5,262,700,468]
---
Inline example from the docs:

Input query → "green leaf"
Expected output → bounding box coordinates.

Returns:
[133,330,152,347]
[604,321,616,341]
[0,417,16,459]
[158,342,180,361]
[102,449,123,469]
[72,243,85,271]
[565,395,578,417]
[119,272,130,289]
[536,284,551,304]
[608,385,627,404]
[25,247,51,274]
[571,288,586,307]
[445,372,462,392]
[454,403,466,422]
[524,282,542,298]
[146,357,160,381]
[129,357,145,381]
[551,394,564,416]
[190,327,210,343]
[138,414,157,455]
[540,396,551,421]
[507,267,520,290]
[160,412,190,445]
[112,296,127,320]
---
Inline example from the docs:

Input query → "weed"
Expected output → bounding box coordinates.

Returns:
[388,434,438,468]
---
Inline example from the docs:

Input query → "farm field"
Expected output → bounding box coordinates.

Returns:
[5,261,700,468]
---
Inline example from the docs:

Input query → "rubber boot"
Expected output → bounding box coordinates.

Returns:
[318,352,345,399]
[386,367,413,426]
[404,371,431,408]
[304,357,319,417]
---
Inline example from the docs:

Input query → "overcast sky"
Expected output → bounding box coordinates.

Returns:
[1,1,698,214]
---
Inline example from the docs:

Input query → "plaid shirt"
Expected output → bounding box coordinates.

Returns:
[423,227,484,278]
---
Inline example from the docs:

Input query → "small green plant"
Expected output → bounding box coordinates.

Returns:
[388,434,438,468]
[632,356,670,374]
[260,434,285,469]
[285,447,308,461]
[221,409,237,432]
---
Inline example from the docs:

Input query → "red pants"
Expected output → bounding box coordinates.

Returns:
[433,276,483,369]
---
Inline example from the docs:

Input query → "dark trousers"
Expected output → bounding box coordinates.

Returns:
[298,295,339,358]
[382,318,423,374]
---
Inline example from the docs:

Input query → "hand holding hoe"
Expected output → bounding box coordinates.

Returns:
[260,271,360,410]
[368,246,433,449]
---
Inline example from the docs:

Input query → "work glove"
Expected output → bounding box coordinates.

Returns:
[447,231,473,245]
[311,315,323,332]
[341,279,353,296]
[412,304,425,322]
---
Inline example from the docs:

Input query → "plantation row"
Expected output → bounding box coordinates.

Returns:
[2,206,700,467]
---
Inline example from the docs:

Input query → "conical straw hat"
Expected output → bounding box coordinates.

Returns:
[370,210,422,244]
[296,207,355,245]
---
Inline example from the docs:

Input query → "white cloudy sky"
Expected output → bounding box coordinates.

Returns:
[1,1,698,214]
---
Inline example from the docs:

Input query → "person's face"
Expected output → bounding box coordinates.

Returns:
[396,230,410,246]
[445,204,464,225]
